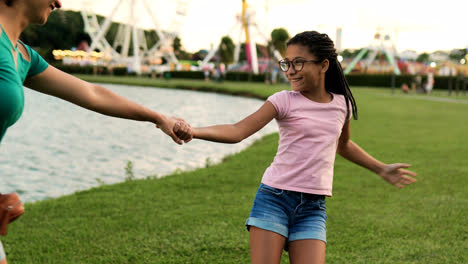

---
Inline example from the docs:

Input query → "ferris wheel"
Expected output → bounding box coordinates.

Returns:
[80,0,188,74]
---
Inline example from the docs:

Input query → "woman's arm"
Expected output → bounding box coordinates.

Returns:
[24,65,190,144]
[175,101,277,144]
[337,121,417,188]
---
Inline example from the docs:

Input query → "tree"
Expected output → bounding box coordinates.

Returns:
[270,28,289,57]
[191,50,208,61]
[173,36,182,54]
[416,52,430,63]
[21,10,87,61]
[340,48,362,59]
[219,36,235,65]
[449,48,466,62]
[172,37,191,60]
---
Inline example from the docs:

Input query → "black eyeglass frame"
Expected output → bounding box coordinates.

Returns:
[278,58,322,72]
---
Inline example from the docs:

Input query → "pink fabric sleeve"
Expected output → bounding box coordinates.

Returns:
[267,91,290,120]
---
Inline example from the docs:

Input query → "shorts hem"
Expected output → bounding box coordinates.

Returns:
[245,217,288,238]
[289,231,326,244]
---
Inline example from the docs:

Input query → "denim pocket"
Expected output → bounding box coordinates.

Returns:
[318,200,327,210]
[259,183,284,196]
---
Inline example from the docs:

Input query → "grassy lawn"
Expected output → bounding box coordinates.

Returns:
[3,76,467,263]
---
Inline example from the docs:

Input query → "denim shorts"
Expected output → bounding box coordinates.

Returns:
[246,183,327,244]
[0,240,5,261]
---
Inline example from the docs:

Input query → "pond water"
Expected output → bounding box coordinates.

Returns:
[0,84,278,202]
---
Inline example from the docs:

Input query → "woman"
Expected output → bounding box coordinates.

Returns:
[174,31,417,263]
[0,0,191,262]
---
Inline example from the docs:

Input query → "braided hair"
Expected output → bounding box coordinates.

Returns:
[287,31,358,120]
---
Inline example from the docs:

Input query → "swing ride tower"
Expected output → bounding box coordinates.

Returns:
[344,30,401,75]
[201,0,283,74]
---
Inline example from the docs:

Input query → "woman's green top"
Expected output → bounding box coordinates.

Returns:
[0,25,48,142]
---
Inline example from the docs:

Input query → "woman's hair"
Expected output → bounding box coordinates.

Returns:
[5,0,14,6]
[287,31,358,120]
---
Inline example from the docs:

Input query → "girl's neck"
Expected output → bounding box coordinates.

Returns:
[300,89,332,103]
[300,79,331,103]
[0,4,29,46]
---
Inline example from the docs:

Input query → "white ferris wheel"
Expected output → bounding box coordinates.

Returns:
[81,0,188,74]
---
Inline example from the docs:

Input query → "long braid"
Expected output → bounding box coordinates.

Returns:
[287,31,358,120]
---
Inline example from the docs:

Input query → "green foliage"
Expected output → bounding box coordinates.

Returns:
[112,67,129,76]
[270,28,290,56]
[20,10,164,61]
[346,73,414,87]
[21,10,86,61]
[340,48,363,59]
[219,36,235,65]
[172,37,191,60]
[416,52,430,63]
[95,178,105,186]
[173,36,182,53]
[205,157,213,168]
[164,70,203,79]
[345,73,463,90]
[225,72,266,83]
[125,161,135,181]
[144,31,160,51]
[449,48,466,61]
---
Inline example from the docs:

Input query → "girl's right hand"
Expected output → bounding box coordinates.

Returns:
[173,120,193,143]
[156,116,192,144]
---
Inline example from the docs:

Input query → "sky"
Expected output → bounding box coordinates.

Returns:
[63,0,468,54]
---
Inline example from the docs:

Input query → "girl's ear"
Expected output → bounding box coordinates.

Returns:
[321,59,329,74]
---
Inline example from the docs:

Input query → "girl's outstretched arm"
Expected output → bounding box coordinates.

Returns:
[175,101,277,144]
[337,121,417,188]
[24,66,190,144]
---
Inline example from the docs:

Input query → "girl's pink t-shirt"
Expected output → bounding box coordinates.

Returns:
[262,90,350,196]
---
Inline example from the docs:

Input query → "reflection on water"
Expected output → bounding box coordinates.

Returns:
[0,84,278,202]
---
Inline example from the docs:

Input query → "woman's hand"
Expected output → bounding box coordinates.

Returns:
[157,116,192,144]
[379,163,417,188]
[172,120,193,143]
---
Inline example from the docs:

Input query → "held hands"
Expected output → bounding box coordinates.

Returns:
[156,116,193,145]
[173,120,193,143]
[379,163,417,188]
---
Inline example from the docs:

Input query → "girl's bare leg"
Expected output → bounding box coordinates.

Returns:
[249,227,286,264]
[288,239,326,264]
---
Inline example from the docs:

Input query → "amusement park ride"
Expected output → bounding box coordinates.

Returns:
[80,0,188,74]
[80,0,280,74]
[201,0,283,74]
[344,30,400,75]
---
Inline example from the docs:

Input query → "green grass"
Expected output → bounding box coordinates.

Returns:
[3,77,467,263]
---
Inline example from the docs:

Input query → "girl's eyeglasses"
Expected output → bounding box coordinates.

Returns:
[278,58,321,72]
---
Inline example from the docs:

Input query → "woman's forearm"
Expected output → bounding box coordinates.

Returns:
[26,67,167,126]
[87,83,166,125]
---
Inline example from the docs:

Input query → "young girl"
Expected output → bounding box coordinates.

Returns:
[0,1,191,263]
[174,31,417,264]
